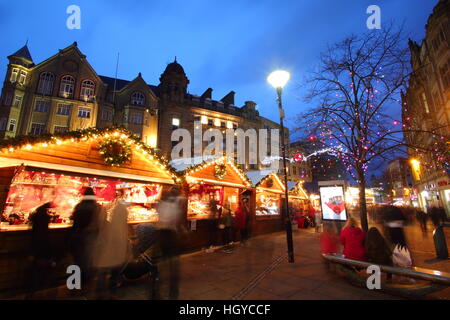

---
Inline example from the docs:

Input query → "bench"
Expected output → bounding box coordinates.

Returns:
[322,253,450,299]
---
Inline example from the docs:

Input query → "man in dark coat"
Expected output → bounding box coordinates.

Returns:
[70,187,103,290]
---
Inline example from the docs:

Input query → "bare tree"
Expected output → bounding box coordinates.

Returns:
[297,25,448,231]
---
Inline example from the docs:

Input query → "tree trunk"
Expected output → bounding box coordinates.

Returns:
[357,169,369,232]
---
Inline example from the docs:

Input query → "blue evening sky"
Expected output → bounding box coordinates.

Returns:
[0,0,437,141]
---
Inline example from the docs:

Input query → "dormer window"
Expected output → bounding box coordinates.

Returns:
[131,91,145,106]
[10,68,19,83]
[37,72,55,95]
[18,71,27,85]
[59,75,75,98]
[80,80,95,101]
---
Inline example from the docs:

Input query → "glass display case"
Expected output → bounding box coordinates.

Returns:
[1,169,163,230]
[255,191,281,216]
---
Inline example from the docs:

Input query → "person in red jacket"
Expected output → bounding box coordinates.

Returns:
[235,199,250,245]
[340,217,366,261]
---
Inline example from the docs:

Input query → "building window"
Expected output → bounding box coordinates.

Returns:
[172,117,180,130]
[208,119,214,126]
[56,103,71,115]
[8,119,16,132]
[101,109,113,122]
[13,96,22,108]
[37,72,55,95]
[59,75,75,98]
[18,71,27,85]
[34,100,50,113]
[130,113,143,125]
[3,92,12,106]
[80,80,95,101]
[0,118,6,130]
[77,107,91,118]
[30,123,45,135]
[131,92,145,106]
[194,116,201,122]
[54,126,68,134]
[201,115,208,124]
[10,68,19,83]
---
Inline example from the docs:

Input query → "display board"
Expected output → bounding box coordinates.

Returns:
[319,186,348,221]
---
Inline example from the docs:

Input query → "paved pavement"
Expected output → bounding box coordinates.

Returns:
[5,222,450,300]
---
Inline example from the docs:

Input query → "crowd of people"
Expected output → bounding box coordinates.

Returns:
[321,204,449,284]
[26,186,186,300]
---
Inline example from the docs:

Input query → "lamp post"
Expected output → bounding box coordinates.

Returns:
[267,70,295,263]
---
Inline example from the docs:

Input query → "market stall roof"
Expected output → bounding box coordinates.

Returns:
[0,127,178,185]
[247,170,285,194]
[246,170,276,187]
[170,155,220,172]
[288,181,309,199]
[181,156,252,188]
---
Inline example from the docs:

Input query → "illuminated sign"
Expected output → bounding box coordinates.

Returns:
[319,186,348,221]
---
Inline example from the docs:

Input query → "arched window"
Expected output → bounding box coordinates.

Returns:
[131,91,145,106]
[59,75,75,98]
[37,72,55,95]
[80,79,95,101]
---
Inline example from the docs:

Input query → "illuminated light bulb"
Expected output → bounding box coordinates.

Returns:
[121,134,127,139]
[8,147,14,152]
[25,144,32,150]
[42,143,48,147]
[56,140,62,145]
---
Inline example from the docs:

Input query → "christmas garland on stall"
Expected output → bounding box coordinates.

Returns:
[0,126,180,180]
[214,163,227,180]
[98,136,132,166]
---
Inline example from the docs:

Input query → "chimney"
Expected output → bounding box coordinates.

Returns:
[244,101,256,109]
[221,91,235,105]
[201,88,213,99]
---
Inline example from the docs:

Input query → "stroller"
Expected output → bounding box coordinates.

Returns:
[121,223,162,299]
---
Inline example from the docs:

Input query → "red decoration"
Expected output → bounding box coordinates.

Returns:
[294,152,304,162]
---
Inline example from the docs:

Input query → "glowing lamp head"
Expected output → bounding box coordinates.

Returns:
[267,70,290,89]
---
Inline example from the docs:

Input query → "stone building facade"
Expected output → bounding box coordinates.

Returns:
[0,42,288,172]
[402,0,450,215]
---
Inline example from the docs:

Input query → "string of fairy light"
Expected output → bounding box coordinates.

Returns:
[301,63,449,182]
[0,127,181,182]
[181,155,252,187]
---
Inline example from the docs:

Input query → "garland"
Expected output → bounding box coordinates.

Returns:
[0,126,180,180]
[214,163,227,180]
[98,136,132,166]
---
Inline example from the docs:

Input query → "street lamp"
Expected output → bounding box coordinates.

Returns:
[267,70,295,263]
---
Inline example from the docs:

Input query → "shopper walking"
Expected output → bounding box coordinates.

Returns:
[235,198,250,245]
[155,186,185,299]
[25,201,54,299]
[95,188,129,299]
[70,187,104,291]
